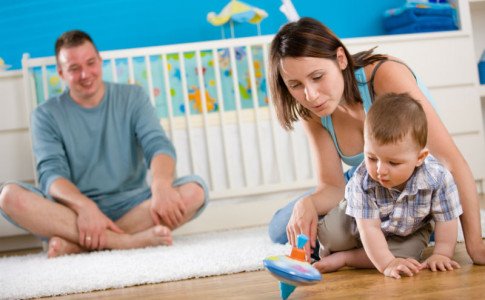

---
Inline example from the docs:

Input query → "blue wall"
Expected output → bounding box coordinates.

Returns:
[0,0,404,70]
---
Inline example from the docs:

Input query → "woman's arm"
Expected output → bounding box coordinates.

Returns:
[303,116,347,213]
[371,60,485,264]
[286,116,346,256]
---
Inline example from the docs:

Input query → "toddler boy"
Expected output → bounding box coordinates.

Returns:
[315,93,462,279]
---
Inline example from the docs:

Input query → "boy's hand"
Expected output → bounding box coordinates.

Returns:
[421,254,461,272]
[383,257,422,279]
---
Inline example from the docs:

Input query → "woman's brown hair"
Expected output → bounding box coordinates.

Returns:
[269,17,386,130]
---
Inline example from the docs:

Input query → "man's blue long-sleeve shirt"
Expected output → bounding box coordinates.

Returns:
[31,82,176,209]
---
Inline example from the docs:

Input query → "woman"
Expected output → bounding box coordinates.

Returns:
[267,17,485,264]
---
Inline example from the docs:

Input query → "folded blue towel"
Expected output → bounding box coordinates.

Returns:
[387,19,457,35]
[384,2,455,19]
[383,2,458,34]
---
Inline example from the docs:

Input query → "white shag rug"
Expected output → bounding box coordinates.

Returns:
[0,226,289,300]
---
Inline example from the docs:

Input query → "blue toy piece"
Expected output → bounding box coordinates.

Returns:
[263,234,322,299]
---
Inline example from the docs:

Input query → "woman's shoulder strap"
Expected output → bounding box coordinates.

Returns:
[368,59,416,101]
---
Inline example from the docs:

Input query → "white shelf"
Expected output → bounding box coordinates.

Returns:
[344,30,469,47]
[479,85,485,97]
[0,70,22,79]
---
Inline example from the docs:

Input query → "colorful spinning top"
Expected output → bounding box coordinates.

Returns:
[263,234,322,299]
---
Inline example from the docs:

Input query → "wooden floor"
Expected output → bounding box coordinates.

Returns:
[41,244,485,299]
[3,194,485,299]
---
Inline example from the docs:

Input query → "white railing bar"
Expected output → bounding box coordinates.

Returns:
[127,57,135,84]
[306,129,316,179]
[23,36,275,67]
[41,65,49,102]
[21,54,34,113]
[289,130,300,181]
[195,50,215,191]
[25,31,470,67]
[179,52,196,174]
[262,43,283,183]
[144,55,156,107]
[229,46,249,187]
[161,54,175,141]
[209,179,317,200]
[110,59,118,83]
[212,48,233,189]
[22,54,39,184]
[246,45,266,185]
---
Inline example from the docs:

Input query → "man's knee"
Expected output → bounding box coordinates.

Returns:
[0,184,27,214]
[180,182,205,209]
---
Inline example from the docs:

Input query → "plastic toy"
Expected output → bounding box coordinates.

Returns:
[207,0,268,39]
[0,57,11,71]
[263,234,322,299]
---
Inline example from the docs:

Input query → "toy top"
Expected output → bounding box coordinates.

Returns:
[263,234,321,285]
[296,234,308,249]
[289,234,308,262]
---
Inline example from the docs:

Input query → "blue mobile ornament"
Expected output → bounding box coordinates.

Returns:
[263,234,322,299]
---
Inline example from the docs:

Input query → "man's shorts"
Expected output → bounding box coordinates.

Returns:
[0,175,209,236]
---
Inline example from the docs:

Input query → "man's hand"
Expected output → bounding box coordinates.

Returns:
[150,185,186,229]
[383,257,422,279]
[421,254,461,272]
[77,202,124,250]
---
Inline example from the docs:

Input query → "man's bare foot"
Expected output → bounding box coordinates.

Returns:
[48,226,172,257]
[313,252,346,273]
[124,225,173,249]
[47,236,84,258]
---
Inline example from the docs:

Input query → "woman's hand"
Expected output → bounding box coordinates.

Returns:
[286,196,319,261]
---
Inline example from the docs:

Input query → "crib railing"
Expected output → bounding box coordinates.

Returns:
[22,35,316,200]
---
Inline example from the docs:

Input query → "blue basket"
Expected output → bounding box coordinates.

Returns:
[480,63,485,85]
[479,51,485,85]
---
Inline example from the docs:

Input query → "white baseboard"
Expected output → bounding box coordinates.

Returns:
[173,189,307,236]
[0,234,42,252]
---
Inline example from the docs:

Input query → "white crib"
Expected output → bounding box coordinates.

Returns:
[20,35,317,234]
[16,23,485,237]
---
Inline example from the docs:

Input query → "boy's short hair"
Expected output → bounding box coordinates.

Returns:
[365,93,427,149]
[55,30,98,62]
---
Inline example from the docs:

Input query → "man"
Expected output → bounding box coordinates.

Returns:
[0,30,208,258]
